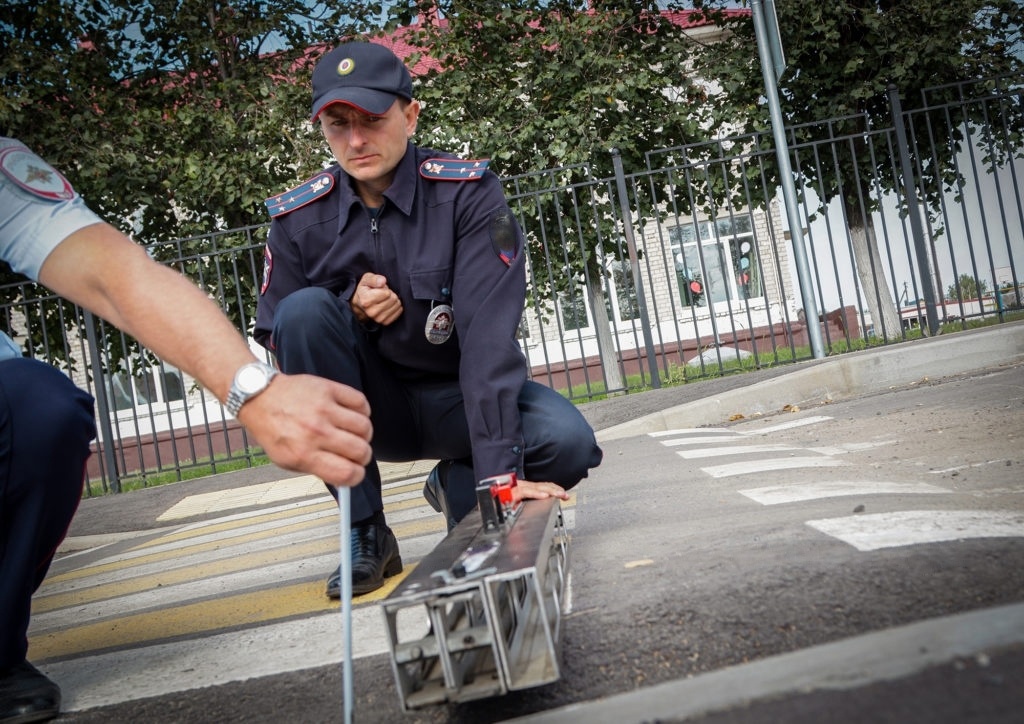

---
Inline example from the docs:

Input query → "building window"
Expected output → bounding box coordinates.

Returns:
[669,215,761,309]
[559,290,590,331]
[108,362,185,413]
[606,260,640,322]
[558,258,640,332]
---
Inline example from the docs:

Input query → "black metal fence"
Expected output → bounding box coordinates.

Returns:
[3,78,1021,495]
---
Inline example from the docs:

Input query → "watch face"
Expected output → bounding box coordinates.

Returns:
[237,364,269,393]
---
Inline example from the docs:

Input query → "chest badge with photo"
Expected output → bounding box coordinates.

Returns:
[425,303,454,344]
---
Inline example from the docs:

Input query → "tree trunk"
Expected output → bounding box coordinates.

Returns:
[845,200,903,340]
[585,278,625,395]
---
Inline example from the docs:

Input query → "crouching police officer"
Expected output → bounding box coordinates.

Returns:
[255,41,603,599]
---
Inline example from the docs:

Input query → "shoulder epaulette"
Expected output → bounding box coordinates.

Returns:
[265,172,335,218]
[419,158,489,181]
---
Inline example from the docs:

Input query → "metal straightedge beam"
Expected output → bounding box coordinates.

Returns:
[381,480,569,711]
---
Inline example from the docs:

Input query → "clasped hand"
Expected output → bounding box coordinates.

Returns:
[351,272,403,325]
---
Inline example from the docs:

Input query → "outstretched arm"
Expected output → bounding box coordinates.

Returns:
[38,222,373,486]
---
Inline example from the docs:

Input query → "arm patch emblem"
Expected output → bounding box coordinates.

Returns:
[419,158,489,181]
[260,246,273,294]
[0,146,75,201]
[490,209,518,267]
[265,172,335,217]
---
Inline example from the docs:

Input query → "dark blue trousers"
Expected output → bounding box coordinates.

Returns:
[0,358,95,668]
[271,287,602,523]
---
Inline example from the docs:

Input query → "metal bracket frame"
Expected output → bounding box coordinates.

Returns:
[381,497,569,710]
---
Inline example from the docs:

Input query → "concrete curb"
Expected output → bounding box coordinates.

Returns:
[511,602,1024,724]
[597,322,1024,442]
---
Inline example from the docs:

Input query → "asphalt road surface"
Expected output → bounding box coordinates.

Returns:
[52,359,1024,723]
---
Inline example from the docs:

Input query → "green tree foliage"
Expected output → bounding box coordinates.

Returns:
[395,1,708,175]
[393,1,711,387]
[0,0,386,239]
[689,0,1024,338]
[1,0,383,365]
[946,273,990,302]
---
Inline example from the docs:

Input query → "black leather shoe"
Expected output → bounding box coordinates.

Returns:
[0,660,60,723]
[325,521,402,599]
[423,460,457,532]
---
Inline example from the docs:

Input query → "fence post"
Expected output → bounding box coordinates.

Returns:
[84,310,120,493]
[610,149,660,389]
[887,84,940,335]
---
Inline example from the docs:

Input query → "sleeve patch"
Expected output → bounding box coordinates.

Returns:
[419,158,489,181]
[264,172,335,218]
[260,245,273,294]
[0,146,75,201]
[490,209,519,267]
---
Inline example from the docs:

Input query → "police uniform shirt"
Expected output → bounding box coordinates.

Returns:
[0,138,103,361]
[256,142,528,482]
[0,137,102,282]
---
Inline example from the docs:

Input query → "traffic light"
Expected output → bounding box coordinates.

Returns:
[734,239,756,298]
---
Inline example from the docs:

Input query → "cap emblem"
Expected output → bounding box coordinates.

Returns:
[337,58,355,76]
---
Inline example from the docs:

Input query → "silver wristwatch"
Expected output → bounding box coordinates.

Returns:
[225,361,278,417]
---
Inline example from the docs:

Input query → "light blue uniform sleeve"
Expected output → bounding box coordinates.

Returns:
[0,330,22,361]
[0,137,102,282]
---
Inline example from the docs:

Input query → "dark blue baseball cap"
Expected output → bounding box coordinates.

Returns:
[311,42,413,121]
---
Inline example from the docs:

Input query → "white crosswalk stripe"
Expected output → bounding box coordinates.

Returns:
[654,422,850,478]
[675,443,800,459]
[738,481,949,505]
[650,418,1024,552]
[806,510,1024,551]
[702,456,849,478]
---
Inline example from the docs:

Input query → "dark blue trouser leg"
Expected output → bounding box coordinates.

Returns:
[271,287,412,522]
[270,287,602,526]
[0,359,95,668]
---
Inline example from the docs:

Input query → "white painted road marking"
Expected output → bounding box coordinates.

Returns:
[739,481,949,505]
[806,440,897,456]
[650,416,834,441]
[929,459,1015,475]
[676,444,800,459]
[649,428,734,437]
[661,435,745,447]
[806,510,1024,551]
[701,456,848,478]
[652,416,852,477]
[740,415,834,435]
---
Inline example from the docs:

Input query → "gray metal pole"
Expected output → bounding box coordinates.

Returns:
[610,148,662,388]
[83,310,121,493]
[338,487,354,724]
[751,0,826,358]
[888,84,940,335]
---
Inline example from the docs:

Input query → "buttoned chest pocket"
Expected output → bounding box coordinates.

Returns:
[409,267,453,303]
